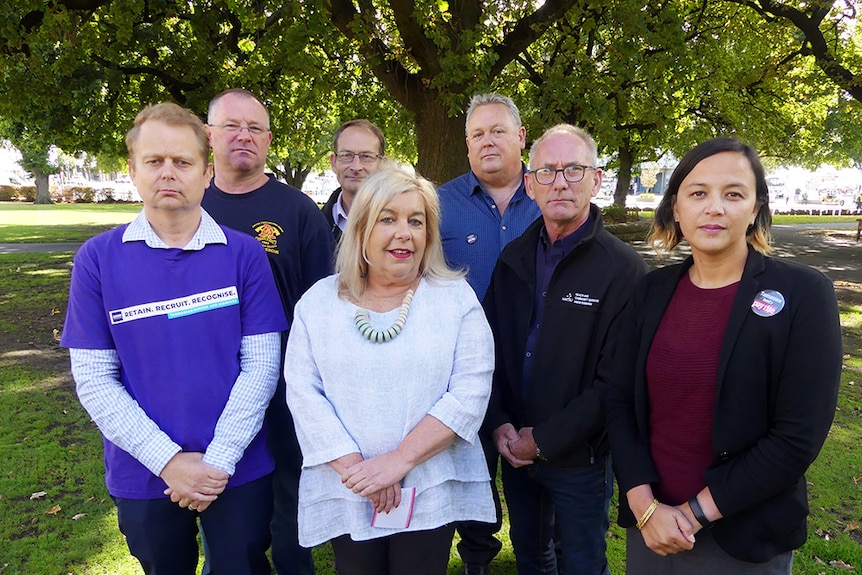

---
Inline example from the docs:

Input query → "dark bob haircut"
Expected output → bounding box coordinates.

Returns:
[648,137,772,254]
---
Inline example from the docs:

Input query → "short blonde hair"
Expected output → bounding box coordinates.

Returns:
[336,168,463,301]
[126,102,209,166]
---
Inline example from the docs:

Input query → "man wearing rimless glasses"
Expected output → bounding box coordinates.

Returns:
[322,119,387,242]
[202,88,334,575]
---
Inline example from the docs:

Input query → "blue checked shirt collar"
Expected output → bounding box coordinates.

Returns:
[123,208,227,250]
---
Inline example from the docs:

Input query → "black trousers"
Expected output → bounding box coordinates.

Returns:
[114,474,273,575]
[331,524,456,575]
[455,431,503,565]
[267,372,315,575]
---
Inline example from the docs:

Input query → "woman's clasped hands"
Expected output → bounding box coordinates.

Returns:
[332,451,410,514]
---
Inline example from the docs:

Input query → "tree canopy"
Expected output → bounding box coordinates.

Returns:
[0,0,859,205]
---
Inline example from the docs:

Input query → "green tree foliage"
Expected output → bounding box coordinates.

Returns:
[726,0,862,103]
[320,0,583,182]
[0,0,859,198]
[0,0,416,191]
[508,0,855,206]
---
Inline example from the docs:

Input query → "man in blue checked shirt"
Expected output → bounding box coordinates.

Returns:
[61,102,286,575]
[438,93,541,575]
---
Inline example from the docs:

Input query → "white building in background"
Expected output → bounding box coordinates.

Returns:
[0,144,33,185]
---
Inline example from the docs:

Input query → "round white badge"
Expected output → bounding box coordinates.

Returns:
[751,290,785,317]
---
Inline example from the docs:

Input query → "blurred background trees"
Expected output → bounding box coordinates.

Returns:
[0,0,860,205]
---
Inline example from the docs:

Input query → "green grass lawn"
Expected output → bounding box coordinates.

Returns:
[0,202,139,243]
[0,205,860,574]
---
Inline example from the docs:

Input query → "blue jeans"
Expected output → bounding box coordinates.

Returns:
[502,455,612,575]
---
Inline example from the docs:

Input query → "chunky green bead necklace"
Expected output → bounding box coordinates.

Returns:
[354,289,414,343]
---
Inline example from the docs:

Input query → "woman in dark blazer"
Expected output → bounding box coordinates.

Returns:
[606,138,842,573]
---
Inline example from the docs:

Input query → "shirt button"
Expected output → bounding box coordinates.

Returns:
[502,225,507,231]
[491,204,497,209]
[536,323,540,329]
[525,352,532,358]
[542,291,547,298]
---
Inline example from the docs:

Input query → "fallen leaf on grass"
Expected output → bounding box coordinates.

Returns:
[46,505,61,515]
[845,522,859,533]
[829,559,855,570]
[72,513,86,520]
[30,491,47,500]
[815,528,831,541]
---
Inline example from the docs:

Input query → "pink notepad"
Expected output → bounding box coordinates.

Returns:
[370,487,416,529]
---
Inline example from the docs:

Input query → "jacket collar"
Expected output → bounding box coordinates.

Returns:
[502,203,604,282]
[715,246,766,394]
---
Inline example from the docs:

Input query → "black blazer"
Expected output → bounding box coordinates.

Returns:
[606,247,842,562]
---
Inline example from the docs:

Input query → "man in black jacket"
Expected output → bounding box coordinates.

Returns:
[483,124,647,575]
[321,119,386,242]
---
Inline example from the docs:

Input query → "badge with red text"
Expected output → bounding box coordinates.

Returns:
[751,290,785,317]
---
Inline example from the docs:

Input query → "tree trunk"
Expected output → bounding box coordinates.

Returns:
[614,144,633,208]
[412,99,468,185]
[34,172,51,204]
[285,167,310,191]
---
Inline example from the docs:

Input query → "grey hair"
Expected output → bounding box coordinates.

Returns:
[465,93,522,135]
[529,124,599,168]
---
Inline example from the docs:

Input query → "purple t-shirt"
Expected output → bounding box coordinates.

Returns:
[62,224,288,498]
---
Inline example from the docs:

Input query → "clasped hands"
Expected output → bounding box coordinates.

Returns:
[637,500,701,556]
[161,452,229,513]
[332,451,411,514]
[493,423,538,468]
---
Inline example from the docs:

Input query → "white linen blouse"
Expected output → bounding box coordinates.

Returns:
[284,274,496,546]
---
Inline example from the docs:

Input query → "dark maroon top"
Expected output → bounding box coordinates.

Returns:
[646,272,739,504]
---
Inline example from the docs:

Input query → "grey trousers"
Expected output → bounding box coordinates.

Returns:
[625,527,793,575]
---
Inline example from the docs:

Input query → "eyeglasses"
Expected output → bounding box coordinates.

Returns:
[334,152,383,165]
[528,164,596,185]
[210,123,270,136]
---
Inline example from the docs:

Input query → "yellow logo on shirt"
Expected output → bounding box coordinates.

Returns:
[252,221,283,255]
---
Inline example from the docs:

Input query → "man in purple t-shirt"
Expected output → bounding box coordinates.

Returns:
[61,102,287,575]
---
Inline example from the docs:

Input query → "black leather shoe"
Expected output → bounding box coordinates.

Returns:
[463,565,491,575]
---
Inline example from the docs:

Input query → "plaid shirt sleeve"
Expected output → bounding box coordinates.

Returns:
[202,331,281,475]
[70,347,182,476]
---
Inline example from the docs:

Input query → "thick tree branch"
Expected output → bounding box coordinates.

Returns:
[91,54,200,103]
[491,0,579,78]
[390,0,442,75]
[728,0,862,101]
[323,0,418,109]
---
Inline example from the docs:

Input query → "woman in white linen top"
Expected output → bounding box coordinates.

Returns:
[284,168,495,574]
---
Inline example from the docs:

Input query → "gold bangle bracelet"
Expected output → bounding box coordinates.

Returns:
[636,498,659,530]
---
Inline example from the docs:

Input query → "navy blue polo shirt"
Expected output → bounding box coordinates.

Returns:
[438,167,541,301]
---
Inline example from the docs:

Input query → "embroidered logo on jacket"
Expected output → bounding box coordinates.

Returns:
[561,292,600,307]
[109,287,239,324]
[252,221,283,255]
